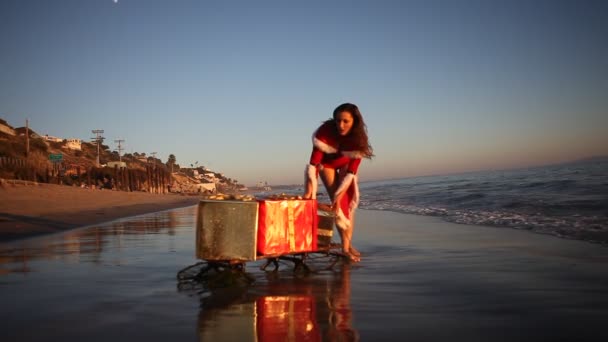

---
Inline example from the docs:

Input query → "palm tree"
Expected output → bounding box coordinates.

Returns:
[167,154,176,173]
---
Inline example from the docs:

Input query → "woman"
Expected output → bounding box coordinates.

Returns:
[303,103,374,262]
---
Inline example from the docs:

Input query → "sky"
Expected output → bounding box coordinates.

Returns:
[1,0,607,186]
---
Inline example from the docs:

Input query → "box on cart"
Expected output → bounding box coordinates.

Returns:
[316,210,335,247]
[196,199,259,261]
[257,199,318,256]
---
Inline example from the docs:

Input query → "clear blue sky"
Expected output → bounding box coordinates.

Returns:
[1,0,607,186]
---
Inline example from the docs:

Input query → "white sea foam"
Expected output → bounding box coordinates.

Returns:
[358,160,608,244]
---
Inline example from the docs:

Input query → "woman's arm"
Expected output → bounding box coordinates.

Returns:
[331,158,361,213]
[304,148,324,199]
[309,147,324,166]
[347,158,361,174]
[303,165,317,199]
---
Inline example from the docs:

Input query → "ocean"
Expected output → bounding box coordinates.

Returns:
[356,159,608,245]
[269,158,608,245]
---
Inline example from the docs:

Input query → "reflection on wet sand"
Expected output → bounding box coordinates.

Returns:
[0,209,186,275]
[196,263,359,341]
[325,266,358,341]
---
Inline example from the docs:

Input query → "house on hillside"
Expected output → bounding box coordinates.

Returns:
[107,161,127,169]
[195,182,216,193]
[43,134,63,143]
[64,138,82,151]
[15,127,41,139]
[0,121,15,136]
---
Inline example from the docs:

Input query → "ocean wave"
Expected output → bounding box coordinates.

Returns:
[444,193,486,203]
[350,160,608,244]
[359,201,608,244]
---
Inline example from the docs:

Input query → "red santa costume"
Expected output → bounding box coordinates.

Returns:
[305,121,364,232]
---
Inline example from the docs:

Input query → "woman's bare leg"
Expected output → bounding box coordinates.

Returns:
[319,167,338,202]
[348,214,360,257]
[320,168,359,261]
[320,168,345,250]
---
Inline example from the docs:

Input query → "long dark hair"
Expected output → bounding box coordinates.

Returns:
[324,103,374,159]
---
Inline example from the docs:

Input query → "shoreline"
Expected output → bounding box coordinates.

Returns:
[360,207,608,247]
[2,207,608,340]
[0,181,201,242]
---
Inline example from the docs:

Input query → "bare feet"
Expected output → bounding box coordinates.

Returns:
[346,252,360,263]
[349,247,361,257]
[341,249,360,262]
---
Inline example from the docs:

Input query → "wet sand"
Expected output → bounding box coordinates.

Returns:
[352,211,608,341]
[1,206,608,341]
[0,181,200,241]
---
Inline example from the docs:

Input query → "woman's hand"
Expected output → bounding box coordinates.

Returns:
[303,179,313,199]
[332,192,344,215]
[331,202,339,215]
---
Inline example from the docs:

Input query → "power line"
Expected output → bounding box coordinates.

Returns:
[114,139,125,163]
[91,129,105,167]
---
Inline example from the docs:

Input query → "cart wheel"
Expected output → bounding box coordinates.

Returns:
[177,261,210,281]
[261,258,279,272]
[293,259,311,274]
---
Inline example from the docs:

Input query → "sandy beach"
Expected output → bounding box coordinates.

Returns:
[0,180,201,242]
[1,200,608,341]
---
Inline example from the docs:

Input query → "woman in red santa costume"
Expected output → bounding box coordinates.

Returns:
[303,103,374,262]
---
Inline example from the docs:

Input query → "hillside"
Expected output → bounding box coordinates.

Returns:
[0,117,240,193]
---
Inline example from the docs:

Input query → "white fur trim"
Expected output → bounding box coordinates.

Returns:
[305,164,317,199]
[351,175,360,209]
[313,135,338,154]
[342,150,365,159]
[334,172,355,199]
[333,172,359,231]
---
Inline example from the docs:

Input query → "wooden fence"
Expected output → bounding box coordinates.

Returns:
[0,156,170,193]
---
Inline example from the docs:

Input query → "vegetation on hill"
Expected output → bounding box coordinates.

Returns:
[0,117,240,193]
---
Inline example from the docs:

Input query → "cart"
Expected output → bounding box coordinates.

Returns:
[177,198,348,289]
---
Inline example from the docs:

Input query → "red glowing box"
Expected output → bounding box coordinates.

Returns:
[256,296,320,342]
[257,199,318,256]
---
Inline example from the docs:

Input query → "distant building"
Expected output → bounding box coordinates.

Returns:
[64,138,82,151]
[14,127,41,139]
[202,173,216,182]
[43,134,63,143]
[106,161,127,169]
[195,183,216,193]
[255,181,271,191]
[0,122,15,136]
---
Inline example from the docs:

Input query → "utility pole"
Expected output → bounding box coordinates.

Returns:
[114,139,125,163]
[91,129,105,167]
